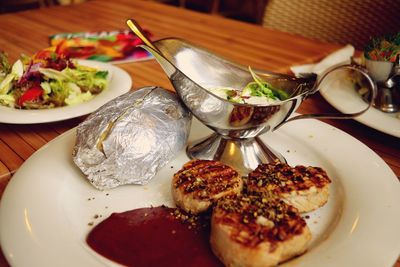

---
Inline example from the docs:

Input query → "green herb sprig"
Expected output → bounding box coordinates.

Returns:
[247,67,289,101]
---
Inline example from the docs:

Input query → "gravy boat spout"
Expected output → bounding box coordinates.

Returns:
[140,37,376,174]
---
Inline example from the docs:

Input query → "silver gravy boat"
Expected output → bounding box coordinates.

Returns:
[128,20,377,175]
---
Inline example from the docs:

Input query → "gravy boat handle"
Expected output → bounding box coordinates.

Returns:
[275,64,377,130]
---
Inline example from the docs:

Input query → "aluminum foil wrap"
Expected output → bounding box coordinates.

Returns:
[73,86,192,190]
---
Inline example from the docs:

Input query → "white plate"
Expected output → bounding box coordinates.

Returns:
[1,119,399,267]
[0,60,132,124]
[319,71,400,137]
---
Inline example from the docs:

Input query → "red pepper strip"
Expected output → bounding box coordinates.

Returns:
[55,40,65,55]
[34,50,52,60]
[18,86,43,106]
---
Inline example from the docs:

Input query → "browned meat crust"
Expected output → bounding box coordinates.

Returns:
[247,161,331,195]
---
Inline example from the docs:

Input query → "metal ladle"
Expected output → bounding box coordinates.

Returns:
[127,19,377,174]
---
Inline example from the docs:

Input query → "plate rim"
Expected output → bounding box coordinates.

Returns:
[319,72,400,138]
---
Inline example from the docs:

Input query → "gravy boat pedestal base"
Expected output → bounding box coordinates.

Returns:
[187,132,285,175]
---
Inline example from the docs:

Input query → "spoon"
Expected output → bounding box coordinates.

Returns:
[127,19,160,53]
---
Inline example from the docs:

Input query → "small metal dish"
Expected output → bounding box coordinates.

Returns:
[365,57,400,113]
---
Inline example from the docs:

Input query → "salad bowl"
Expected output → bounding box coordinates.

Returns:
[128,20,377,174]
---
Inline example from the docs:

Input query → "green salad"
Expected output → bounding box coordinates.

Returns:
[364,32,400,62]
[0,49,109,109]
[209,67,289,105]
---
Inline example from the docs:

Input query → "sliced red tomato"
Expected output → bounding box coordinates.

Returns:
[18,86,43,106]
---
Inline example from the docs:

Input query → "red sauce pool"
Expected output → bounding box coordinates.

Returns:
[87,206,223,267]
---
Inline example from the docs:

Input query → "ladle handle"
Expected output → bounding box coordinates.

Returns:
[126,19,177,77]
[275,64,377,129]
[126,19,160,53]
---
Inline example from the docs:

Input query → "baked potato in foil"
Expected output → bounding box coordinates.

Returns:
[72,86,192,190]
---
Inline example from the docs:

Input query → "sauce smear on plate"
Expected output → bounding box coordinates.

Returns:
[87,206,223,267]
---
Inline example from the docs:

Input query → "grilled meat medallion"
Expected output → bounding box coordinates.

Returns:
[172,159,243,214]
[247,161,331,213]
[211,194,311,267]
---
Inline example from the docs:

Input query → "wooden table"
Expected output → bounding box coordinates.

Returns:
[0,0,398,266]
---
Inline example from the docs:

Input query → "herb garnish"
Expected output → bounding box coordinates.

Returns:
[364,32,400,62]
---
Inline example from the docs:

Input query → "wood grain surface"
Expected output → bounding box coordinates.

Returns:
[0,0,398,266]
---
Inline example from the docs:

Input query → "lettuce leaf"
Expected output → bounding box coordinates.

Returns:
[0,60,23,95]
